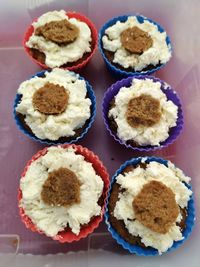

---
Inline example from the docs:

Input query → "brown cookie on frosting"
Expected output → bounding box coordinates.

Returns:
[41,167,81,207]
[126,94,161,128]
[32,82,69,115]
[133,180,179,234]
[120,26,153,54]
[35,20,79,45]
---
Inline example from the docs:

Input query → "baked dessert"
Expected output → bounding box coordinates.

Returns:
[24,10,97,70]
[19,145,109,242]
[99,15,172,76]
[106,157,195,255]
[14,68,95,144]
[103,76,183,150]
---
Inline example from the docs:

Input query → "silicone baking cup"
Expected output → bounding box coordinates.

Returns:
[102,75,183,152]
[105,156,195,256]
[23,11,98,71]
[18,144,110,243]
[14,69,96,145]
[99,14,172,78]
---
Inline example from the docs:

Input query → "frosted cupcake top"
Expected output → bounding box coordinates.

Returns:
[102,16,171,71]
[16,68,91,141]
[20,146,104,237]
[108,78,178,146]
[113,159,192,254]
[26,10,92,68]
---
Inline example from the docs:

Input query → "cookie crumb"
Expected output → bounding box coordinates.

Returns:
[126,94,161,127]
[32,82,69,115]
[133,180,179,234]
[120,26,153,54]
[41,167,81,207]
[35,19,79,45]
[12,238,19,247]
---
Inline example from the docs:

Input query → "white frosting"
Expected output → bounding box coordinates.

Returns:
[16,68,91,141]
[102,16,171,71]
[113,160,192,254]
[26,10,92,68]
[108,78,178,146]
[20,146,104,237]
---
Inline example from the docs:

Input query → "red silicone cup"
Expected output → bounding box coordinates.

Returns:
[23,12,98,72]
[18,144,110,243]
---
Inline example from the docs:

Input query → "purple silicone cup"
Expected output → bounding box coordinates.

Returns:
[102,75,184,152]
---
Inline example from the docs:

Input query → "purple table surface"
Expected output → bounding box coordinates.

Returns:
[0,1,200,266]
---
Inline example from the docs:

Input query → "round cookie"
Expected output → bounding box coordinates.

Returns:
[133,180,179,234]
[120,26,153,54]
[41,167,81,207]
[35,20,79,45]
[32,82,69,115]
[126,94,161,128]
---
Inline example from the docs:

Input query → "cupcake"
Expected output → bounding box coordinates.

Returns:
[105,157,195,255]
[99,15,172,77]
[19,144,109,242]
[103,76,183,151]
[24,10,97,71]
[14,68,96,144]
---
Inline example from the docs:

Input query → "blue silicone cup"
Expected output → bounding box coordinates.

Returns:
[105,156,195,256]
[102,75,183,152]
[13,70,96,145]
[99,14,172,78]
